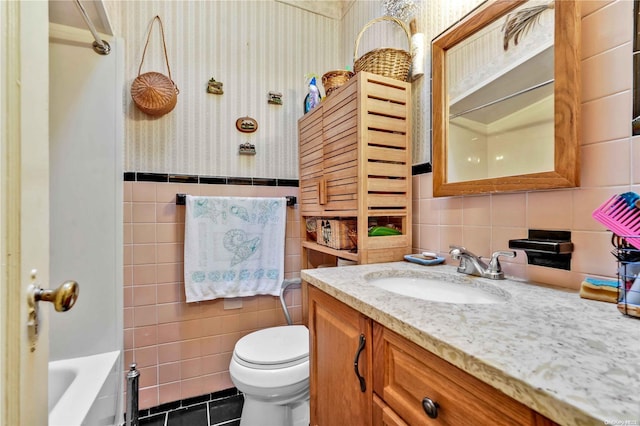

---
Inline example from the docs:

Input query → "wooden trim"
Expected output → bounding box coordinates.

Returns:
[2,2,51,425]
[1,2,22,424]
[301,241,359,261]
[0,2,23,425]
[553,0,581,187]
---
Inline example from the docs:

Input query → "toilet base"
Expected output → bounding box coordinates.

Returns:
[239,396,309,426]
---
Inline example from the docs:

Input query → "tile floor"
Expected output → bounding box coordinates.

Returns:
[135,388,243,426]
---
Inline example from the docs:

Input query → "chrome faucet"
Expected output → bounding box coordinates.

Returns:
[449,245,516,280]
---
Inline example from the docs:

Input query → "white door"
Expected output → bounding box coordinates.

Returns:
[1,1,51,425]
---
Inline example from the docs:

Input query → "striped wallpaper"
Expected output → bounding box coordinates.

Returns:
[114,0,340,178]
[110,0,486,177]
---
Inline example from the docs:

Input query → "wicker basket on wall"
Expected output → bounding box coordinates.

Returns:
[353,16,412,82]
[131,16,179,117]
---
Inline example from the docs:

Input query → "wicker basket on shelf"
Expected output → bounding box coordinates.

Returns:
[316,219,357,250]
[353,16,412,82]
[322,70,355,96]
[306,217,318,241]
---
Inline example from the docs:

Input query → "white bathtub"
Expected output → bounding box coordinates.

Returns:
[48,351,121,426]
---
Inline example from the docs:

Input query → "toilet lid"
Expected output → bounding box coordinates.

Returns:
[234,325,309,367]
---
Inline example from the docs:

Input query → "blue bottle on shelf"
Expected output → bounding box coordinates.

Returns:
[304,77,321,114]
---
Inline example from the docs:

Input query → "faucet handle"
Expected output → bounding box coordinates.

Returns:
[449,245,484,261]
[449,245,464,259]
[486,251,516,279]
[449,245,474,259]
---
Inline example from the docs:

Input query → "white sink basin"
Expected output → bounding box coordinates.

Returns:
[365,271,509,304]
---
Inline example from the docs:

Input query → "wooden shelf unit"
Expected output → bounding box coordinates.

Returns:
[298,71,412,266]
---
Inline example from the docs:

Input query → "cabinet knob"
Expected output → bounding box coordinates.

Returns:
[422,397,439,419]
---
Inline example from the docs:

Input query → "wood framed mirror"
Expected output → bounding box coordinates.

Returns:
[432,0,580,197]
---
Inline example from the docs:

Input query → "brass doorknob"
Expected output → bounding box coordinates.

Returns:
[34,280,79,312]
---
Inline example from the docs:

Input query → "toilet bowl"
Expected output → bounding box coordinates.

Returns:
[229,279,310,426]
[230,325,309,426]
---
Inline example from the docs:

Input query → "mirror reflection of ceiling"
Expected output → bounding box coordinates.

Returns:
[276,0,354,20]
[450,46,554,124]
[49,0,113,35]
[447,0,554,123]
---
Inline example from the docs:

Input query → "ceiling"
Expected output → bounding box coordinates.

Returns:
[275,0,353,20]
[49,0,349,35]
[49,0,354,35]
[49,0,113,35]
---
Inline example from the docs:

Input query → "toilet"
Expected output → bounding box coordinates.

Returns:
[229,279,310,426]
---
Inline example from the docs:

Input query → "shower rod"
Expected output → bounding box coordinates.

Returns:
[449,79,554,120]
[74,0,111,55]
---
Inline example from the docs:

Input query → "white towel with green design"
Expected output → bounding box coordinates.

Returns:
[184,196,286,302]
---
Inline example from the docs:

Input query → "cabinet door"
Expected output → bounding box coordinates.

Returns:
[299,105,324,215]
[322,82,358,213]
[308,285,372,426]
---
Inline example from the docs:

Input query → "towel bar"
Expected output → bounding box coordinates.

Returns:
[175,193,296,207]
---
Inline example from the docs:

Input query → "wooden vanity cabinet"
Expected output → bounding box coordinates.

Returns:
[307,285,373,425]
[298,71,412,266]
[307,286,558,426]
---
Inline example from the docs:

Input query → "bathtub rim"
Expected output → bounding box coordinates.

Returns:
[48,350,121,426]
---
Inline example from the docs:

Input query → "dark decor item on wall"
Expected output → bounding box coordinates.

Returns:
[508,229,573,270]
[131,15,179,117]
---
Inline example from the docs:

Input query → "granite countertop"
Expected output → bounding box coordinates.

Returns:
[301,261,640,426]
